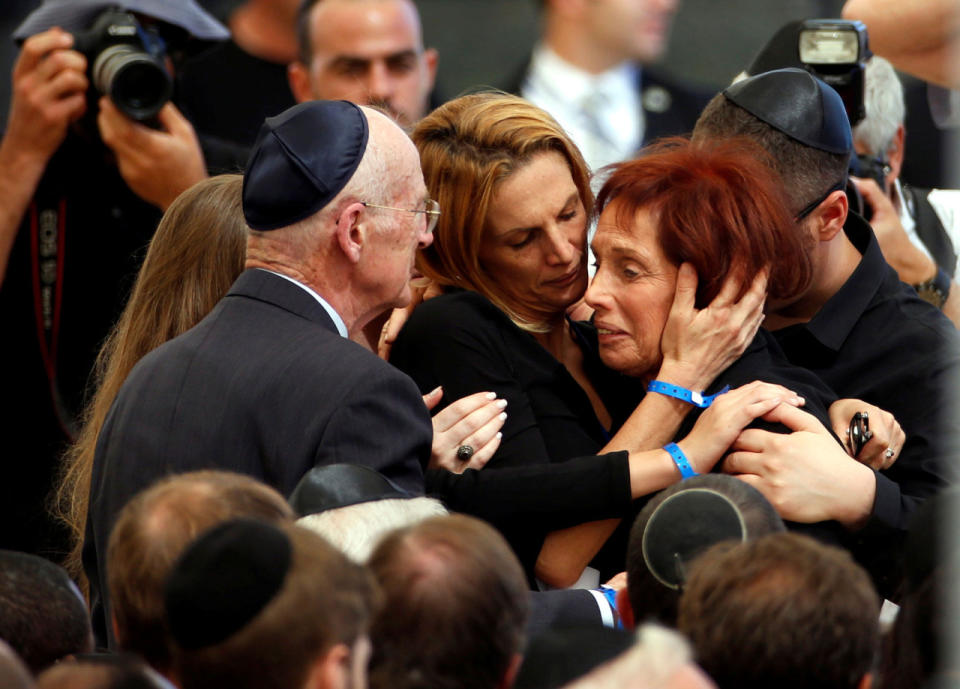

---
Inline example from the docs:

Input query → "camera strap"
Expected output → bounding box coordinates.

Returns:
[29,196,77,440]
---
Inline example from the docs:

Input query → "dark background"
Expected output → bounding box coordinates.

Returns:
[1,0,953,186]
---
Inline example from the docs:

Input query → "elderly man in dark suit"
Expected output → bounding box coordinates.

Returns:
[86,100,437,644]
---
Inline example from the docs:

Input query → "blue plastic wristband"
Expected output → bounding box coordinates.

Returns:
[647,380,730,408]
[664,442,698,479]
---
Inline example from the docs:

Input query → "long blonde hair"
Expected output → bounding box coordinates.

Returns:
[55,174,248,588]
[411,92,593,332]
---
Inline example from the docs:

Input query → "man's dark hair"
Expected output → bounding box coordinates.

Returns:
[692,92,849,216]
[625,474,784,627]
[0,550,92,673]
[107,470,294,674]
[678,533,880,689]
[170,523,379,689]
[367,514,530,689]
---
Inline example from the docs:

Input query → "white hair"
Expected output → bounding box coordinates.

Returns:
[562,624,696,689]
[296,497,448,563]
[853,56,906,156]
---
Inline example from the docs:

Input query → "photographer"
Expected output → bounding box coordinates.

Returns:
[850,56,960,327]
[0,0,227,557]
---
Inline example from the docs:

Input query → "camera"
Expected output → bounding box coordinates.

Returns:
[746,19,871,128]
[798,20,871,128]
[73,9,173,122]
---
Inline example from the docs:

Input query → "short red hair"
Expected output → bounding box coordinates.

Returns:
[597,137,812,308]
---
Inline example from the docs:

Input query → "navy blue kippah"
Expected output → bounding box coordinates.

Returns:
[243,100,369,231]
[723,68,852,155]
[289,464,412,517]
[641,489,747,590]
[164,519,292,650]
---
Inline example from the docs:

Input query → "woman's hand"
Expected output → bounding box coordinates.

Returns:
[423,387,506,473]
[676,381,804,474]
[658,264,767,390]
[828,398,904,471]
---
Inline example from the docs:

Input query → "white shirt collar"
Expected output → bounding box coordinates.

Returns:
[522,43,642,172]
[259,269,349,338]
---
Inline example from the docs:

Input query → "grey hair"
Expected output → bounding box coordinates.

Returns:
[562,624,694,689]
[296,497,449,563]
[853,56,906,156]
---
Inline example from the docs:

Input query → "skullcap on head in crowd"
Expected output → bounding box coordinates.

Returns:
[13,0,228,43]
[289,464,413,518]
[642,488,747,590]
[723,68,853,155]
[164,519,292,650]
[243,100,370,231]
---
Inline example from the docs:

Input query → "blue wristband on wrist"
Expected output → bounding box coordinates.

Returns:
[664,442,698,479]
[647,380,729,408]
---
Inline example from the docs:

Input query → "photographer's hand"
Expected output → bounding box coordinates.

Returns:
[0,27,87,283]
[98,98,207,210]
[851,175,936,284]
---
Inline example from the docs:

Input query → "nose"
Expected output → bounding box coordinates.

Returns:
[366,60,395,102]
[544,226,576,266]
[584,268,609,311]
[417,222,434,250]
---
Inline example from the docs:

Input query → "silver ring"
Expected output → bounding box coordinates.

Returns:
[456,445,475,462]
[884,447,895,459]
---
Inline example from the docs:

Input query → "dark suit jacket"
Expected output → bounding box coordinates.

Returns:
[505,57,712,147]
[84,268,430,642]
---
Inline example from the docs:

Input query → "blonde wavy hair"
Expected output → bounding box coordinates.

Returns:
[411,92,593,332]
[55,174,248,590]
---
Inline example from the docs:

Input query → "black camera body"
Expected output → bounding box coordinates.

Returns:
[72,9,173,122]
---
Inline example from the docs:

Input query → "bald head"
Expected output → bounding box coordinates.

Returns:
[290,0,438,126]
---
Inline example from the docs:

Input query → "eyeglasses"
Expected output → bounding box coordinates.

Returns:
[361,199,441,234]
[794,179,846,221]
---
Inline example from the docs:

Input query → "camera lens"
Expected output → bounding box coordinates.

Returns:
[92,45,172,121]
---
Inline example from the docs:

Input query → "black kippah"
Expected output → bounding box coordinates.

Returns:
[723,68,852,155]
[243,100,369,231]
[164,519,292,650]
[642,489,747,590]
[289,464,412,517]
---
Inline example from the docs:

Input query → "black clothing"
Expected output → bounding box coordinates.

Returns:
[772,213,960,595]
[674,329,837,439]
[392,290,640,580]
[1,131,161,557]
[177,38,296,162]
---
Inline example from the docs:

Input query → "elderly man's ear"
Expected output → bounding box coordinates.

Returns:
[335,202,368,263]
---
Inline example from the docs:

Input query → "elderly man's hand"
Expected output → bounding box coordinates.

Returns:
[5,28,87,167]
[723,404,876,528]
[98,98,207,210]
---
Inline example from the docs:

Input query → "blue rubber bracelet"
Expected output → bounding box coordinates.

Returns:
[664,442,698,479]
[647,380,730,408]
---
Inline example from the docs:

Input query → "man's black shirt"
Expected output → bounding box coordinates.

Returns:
[772,212,960,595]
